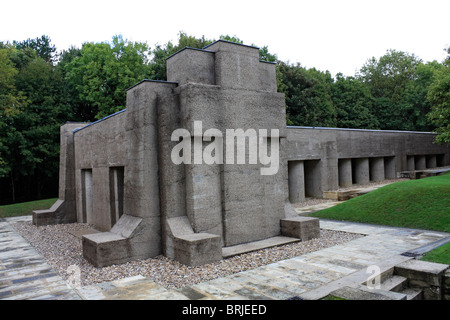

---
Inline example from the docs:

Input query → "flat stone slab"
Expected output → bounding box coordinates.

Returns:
[329,285,407,300]
[222,236,300,258]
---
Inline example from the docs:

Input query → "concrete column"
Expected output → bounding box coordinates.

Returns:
[288,160,305,203]
[370,157,385,182]
[352,158,370,185]
[338,159,352,188]
[426,155,437,168]
[304,160,322,198]
[415,155,426,170]
[384,157,396,179]
[407,156,415,171]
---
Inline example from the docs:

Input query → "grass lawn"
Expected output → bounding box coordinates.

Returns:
[0,198,57,218]
[312,173,450,233]
[420,242,450,265]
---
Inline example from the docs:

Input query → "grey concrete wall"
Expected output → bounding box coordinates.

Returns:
[74,111,127,231]
[286,127,450,198]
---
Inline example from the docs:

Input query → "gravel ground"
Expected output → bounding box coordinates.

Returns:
[12,221,363,289]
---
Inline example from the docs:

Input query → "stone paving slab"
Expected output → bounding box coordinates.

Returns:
[0,217,81,300]
[1,216,449,300]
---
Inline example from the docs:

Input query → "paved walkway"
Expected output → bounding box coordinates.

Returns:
[1,216,448,300]
[0,216,80,300]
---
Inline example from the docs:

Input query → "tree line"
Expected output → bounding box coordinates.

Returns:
[0,33,449,204]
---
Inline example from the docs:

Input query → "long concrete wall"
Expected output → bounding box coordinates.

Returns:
[286,126,450,202]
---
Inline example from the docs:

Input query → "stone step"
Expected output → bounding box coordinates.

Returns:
[329,285,407,300]
[401,288,423,300]
[380,275,408,292]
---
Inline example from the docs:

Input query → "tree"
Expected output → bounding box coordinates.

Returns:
[64,35,153,120]
[358,49,423,130]
[427,47,450,143]
[332,73,379,129]
[277,61,336,127]
[13,35,57,63]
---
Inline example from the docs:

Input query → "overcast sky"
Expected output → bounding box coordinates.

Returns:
[1,0,449,77]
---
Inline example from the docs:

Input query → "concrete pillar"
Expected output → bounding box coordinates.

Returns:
[338,159,352,188]
[426,155,437,168]
[304,160,322,198]
[352,158,370,185]
[407,156,415,171]
[415,155,426,170]
[370,157,385,182]
[384,157,396,179]
[288,161,305,203]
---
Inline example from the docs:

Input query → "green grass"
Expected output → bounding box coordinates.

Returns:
[420,242,450,265]
[312,173,450,233]
[0,198,57,218]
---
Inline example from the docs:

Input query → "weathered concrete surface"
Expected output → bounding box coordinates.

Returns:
[33,123,88,227]
[281,216,320,241]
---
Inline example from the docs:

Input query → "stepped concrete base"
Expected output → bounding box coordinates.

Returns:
[395,259,449,300]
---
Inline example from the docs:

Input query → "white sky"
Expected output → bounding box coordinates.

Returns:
[1,0,449,77]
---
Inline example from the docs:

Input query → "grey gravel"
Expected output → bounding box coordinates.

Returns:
[12,221,363,289]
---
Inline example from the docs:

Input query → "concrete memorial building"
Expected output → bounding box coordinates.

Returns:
[33,40,450,267]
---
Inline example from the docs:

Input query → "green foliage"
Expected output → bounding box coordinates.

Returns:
[64,35,152,120]
[13,35,57,63]
[420,242,450,265]
[357,49,425,130]
[1,32,449,204]
[332,74,379,129]
[427,47,450,143]
[277,61,336,127]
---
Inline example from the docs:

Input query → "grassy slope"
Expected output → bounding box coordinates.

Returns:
[0,198,57,218]
[420,242,450,265]
[312,173,450,233]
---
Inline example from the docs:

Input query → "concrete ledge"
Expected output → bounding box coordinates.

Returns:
[329,285,407,300]
[81,214,144,267]
[222,236,300,258]
[32,199,74,226]
[173,233,222,266]
[280,216,320,241]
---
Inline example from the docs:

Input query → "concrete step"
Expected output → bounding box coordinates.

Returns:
[401,288,423,300]
[329,285,407,300]
[380,275,408,292]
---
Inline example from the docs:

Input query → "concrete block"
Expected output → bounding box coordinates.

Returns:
[82,232,128,267]
[281,216,320,241]
[394,259,448,287]
[173,233,222,266]
[166,47,215,85]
